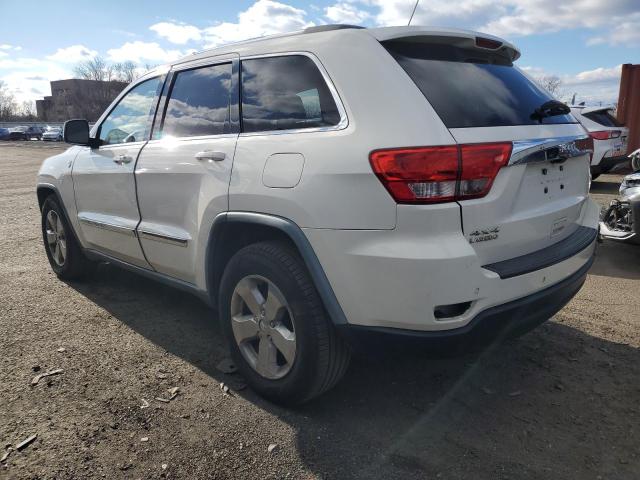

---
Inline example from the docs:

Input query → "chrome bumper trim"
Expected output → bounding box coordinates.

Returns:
[510,135,592,166]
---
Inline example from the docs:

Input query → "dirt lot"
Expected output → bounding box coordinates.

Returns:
[1,142,639,479]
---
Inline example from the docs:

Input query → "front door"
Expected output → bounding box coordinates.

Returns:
[135,56,239,283]
[72,76,163,267]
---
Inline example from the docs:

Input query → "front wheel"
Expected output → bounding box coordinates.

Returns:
[219,242,350,405]
[41,195,94,280]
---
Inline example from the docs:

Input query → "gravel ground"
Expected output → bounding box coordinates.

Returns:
[1,142,639,479]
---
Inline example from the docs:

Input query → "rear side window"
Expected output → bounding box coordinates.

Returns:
[241,55,341,133]
[583,110,622,128]
[162,63,232,137]
[383,41,576,128]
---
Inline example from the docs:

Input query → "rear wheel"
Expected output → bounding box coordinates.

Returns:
[219,242,350,405]
[41,195,94,280]
[590,166,601,180]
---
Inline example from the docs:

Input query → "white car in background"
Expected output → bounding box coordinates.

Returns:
[570,106,629,179]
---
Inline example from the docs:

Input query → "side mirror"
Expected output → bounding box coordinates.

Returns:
[64,119,98,147]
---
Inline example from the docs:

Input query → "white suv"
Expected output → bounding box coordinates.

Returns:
[570,105,629,179]
[37,25,599,404]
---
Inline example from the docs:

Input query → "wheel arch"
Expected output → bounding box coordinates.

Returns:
[206,212,348,326]
[37,183,81,245]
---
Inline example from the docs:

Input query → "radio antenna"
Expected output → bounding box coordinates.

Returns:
[408,0,420,25]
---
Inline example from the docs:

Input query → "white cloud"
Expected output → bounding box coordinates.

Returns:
[523,64,623,105]
[0,44,21,51]
[106,41,184,63]
[0,57,71,103]
[202,0,313,48]
[325,3,371,24]
[365,0,640,47]
[46,45,98,63]
[150,22,202,44]
[587,12,640,47]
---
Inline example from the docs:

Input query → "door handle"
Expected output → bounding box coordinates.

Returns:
[114,154,133,165]
[195,151,226,162]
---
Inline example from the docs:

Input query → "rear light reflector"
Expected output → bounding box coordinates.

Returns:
[589,130,620,140]
[369,142,512,204]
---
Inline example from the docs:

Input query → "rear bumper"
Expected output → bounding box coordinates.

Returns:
[338,253,593,350]
[305,198,600,333]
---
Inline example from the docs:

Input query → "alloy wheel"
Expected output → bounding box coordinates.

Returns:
[230,275,296,379]
[45,210,67,266]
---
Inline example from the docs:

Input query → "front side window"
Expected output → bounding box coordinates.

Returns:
[241,55,341,133]
[162,63,232,138]
[99,77,161,145]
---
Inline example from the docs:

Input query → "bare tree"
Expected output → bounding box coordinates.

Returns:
[114,61,138,83]
[20,100,36,119]
[74,56,115,82]
[536,75,563,96]
[0,81,18,120]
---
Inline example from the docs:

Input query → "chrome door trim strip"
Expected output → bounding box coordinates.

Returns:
[138,229,189,247]
[78,215,137,237]
[509,134,592,166]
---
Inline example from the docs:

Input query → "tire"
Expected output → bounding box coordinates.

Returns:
[590,166,601,180]
[632,154,640,172]
[41,195,94,280]
[219,241,350,405]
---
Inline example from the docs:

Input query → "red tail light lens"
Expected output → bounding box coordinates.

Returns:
[369,146,459,203]
[369,143,512,204]
[459,143,512,199]
[589,130,620,140]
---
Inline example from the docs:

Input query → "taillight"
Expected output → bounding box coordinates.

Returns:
[589,130,620,140]
[369,142,512,204]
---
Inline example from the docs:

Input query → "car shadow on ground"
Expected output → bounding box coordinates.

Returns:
[590,180,621,195]
[67,256,640,479]
[590,240,640,280]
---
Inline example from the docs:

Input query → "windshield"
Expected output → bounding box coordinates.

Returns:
[383,41,577,128]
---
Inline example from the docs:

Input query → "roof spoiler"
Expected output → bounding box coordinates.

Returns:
[369,26,520,61]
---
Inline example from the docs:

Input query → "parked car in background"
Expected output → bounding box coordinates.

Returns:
[37,25,598,404]
[7,126,29,140]
[25,126,44,140]
[570,106,629,179]
[0,127,10,140]
[7,125,43,140]
[42,127,63,142]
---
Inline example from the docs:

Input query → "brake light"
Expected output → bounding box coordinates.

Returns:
[589,130,620,140]
[476,37,502,50]
[369,143,512,204]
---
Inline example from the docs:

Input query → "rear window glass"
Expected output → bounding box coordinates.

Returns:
[583,110,623,128]
[383,41,576,128]
[162,63,232,137]
[241,55,341,133]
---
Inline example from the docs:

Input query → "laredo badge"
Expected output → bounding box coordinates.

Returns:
[469,226,500,243]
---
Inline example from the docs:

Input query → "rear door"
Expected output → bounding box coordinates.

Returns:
[383,40,591,265]
[72,76,163,266]
[135,55,239,283]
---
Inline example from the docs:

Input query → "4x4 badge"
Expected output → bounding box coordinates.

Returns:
[469,226,500,243]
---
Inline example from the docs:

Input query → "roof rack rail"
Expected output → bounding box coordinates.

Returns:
[303,25,366,34]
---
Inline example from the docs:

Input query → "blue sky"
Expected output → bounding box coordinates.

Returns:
[1,0,638,105]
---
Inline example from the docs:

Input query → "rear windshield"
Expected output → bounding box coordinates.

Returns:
[383,41,576,128]
[583,110,623,128]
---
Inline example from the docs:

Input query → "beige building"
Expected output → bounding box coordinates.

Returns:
[36,79,127,122]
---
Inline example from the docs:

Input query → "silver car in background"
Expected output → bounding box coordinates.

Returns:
[42,127,63,142]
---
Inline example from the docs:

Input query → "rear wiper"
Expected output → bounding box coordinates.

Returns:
[531,100,571,123]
